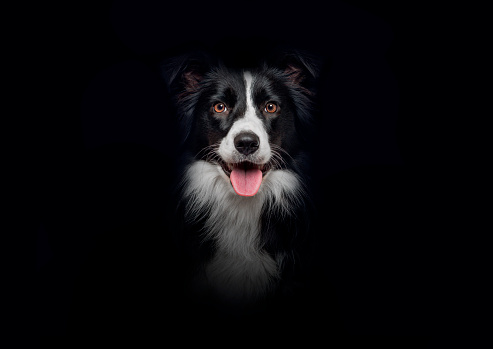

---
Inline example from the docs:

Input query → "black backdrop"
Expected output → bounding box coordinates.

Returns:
[35,0,443,347]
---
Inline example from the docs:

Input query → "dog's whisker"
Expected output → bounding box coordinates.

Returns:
[269,149,288,171]
[196,143,222,163]
[271,145,293,160]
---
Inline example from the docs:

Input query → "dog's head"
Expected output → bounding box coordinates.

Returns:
[163,50,319,196]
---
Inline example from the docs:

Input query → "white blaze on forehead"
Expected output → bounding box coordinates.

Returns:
[217,71,271,164]
[244,71,255,113]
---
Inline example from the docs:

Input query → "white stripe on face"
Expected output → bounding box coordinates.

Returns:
[217,71,271,164]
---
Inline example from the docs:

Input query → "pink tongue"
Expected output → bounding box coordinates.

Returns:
[230,168,263,196]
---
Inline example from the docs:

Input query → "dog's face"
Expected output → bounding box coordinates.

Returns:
[164,52,318,196]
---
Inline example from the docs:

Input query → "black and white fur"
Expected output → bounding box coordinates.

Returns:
[163,50,319,307]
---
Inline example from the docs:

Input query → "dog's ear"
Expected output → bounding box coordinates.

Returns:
[270,49,321,95]
[161,51,211,102]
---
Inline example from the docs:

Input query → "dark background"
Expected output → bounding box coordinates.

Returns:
[34,0,447,347]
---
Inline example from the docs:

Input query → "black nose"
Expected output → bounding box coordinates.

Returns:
[234,132,260,156]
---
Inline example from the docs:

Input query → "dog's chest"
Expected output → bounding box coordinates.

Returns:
[201,192,279,300]
[182,161,302,300]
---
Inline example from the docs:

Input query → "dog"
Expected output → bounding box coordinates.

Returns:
[163,49,320,310]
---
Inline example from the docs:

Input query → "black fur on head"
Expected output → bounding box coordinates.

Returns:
[264,48,321,144]
[161,48,321,146]
[161,51,217,144]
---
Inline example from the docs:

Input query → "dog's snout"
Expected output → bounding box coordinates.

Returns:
[234,132,260,156]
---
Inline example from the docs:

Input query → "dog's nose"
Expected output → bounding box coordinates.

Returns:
[234,132,260,156]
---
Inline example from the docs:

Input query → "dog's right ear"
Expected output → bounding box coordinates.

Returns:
[161,52,211,102]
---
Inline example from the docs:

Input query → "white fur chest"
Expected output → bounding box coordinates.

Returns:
[182,160,303,301]
[202,188,281,301]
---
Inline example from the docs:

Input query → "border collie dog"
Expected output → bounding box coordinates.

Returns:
[163,50,319,308]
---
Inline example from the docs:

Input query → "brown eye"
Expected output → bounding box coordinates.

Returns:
[213,103,227,113]
[265,102,278,113]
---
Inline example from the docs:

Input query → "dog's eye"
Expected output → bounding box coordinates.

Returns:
[213,103,227,113]
[265,102,278,113]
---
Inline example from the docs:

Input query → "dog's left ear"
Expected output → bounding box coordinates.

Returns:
[271,49,321,95]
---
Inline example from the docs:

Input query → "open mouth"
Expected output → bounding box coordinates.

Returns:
[219,160,269,177]
[219,160,270,197]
